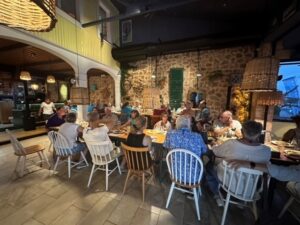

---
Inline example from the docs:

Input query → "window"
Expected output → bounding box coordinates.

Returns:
[98,6,108,42]
[274,61,300,120]
[56,0,78,20]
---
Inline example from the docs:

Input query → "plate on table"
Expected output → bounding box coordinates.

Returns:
[271,140,294,148]
[111,130,124,134]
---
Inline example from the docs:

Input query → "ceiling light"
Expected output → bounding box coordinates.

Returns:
[30,83,39,90]
[0,0,57,31]
[20,71,31,81]
[47,75,56,83]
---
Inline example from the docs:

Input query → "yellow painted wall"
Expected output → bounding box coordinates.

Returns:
[30,1,119,70]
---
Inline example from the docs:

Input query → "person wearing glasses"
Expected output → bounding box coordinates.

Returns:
[213,110,242,138]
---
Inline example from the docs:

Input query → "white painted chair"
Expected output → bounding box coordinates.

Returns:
[165,149,204,221]
[219,160,263,225]
[6,129,50,177]
[278,182,300,223]
[85,140,121,191]
[48,131,88,178]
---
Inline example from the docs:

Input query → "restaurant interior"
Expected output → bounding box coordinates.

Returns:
[0,0,300,225]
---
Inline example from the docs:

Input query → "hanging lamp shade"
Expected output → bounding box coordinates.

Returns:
[20,71,31,81]
[0,0,57,32]
[70,87,89,105]
[46,75,56,83]
[30,83,39,90]
[256,91,284,106]
[241,56,280,92]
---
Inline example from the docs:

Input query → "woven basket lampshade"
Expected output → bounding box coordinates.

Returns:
[70,87,89,105]
[20,70,31,81]
[257,91,284,106]
[241,57,280,92]
[0,0,57,31]
[46,75,56,83]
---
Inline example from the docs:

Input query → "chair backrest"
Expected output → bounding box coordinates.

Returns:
[5,129,26,155]
[220,160,263,201]
[166,149,204,187]
[85,140,114,165]
[121,142,152,171]
[48,131,73,156]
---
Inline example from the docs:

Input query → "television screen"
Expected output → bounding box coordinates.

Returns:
[274,61,300,120]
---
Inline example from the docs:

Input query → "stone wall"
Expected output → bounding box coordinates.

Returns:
[89,75,115,105]
[122,45,255,119]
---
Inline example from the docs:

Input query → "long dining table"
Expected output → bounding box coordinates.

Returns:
[108,129,166,145]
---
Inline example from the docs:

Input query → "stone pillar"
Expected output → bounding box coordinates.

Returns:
[114,75,121,110]
[75,72,88,121]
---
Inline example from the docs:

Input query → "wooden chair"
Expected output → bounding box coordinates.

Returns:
[278,182,300,223]
[6,129,50,177]
[219,160,263,225]
[85,140,121,191]
[121,143,154,202]
[165,149,204,221]
[48,131,89,178]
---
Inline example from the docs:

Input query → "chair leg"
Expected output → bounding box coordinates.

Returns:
[116,158,121,175]
[20,156,26,177]
[221,192,231,225]
[278,196,294,219]
[87,164,96,188]
[198,186,202,197]
[41,151,51,168]
[15,156,21,173]
[80,151,89,166]
[53,156,60,172]
[68,156,71,178]
[193,188,201,221]
[105,164,109,191]
[166,182,175,208]
[123,170,131,195]
[37,152,43,167]
[252,201,258,221]
[48,142,52,152]
[142,172,145,202]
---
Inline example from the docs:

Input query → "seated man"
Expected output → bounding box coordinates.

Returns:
[176,101,186,115]
[59,112,87,166]
[282,115,300,146]
[213,110,242,138]
[154,112,172,132]
[207,120,271,206]
[99,106,119,130]
[46,107,66,129]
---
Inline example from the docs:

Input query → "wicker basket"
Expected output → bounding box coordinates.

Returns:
[0,0,57,31]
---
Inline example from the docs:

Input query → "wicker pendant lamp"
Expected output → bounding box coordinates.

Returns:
[241,56,279,92]
[0,0,57,31]
[257,91,284,106]
[20,70,31,81]
[70,87,89,105]
[46,75,56,83]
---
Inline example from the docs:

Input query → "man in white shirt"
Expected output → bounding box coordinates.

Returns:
[213,110,242,138]
[39,98,56,121]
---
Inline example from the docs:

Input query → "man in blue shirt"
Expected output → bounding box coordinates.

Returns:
[46,107,66,129]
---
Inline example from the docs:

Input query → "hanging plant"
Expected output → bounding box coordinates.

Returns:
[207,70,224,82]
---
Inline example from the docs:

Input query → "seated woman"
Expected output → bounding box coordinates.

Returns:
[154,112,172,131]
[120,109,140,129]
[58,112,87,165]
[126,116,152,149]
[83,111,113,151]
[192,120,208,144]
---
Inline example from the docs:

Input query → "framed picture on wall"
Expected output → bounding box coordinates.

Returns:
[121,19,132,44]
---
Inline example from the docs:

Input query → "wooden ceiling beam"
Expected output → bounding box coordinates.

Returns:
[0,43,27,52]
[24,59,65,67]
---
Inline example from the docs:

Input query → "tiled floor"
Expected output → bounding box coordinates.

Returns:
[0,136,297,225]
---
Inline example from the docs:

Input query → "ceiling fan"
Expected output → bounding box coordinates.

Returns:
[82,0,200,28]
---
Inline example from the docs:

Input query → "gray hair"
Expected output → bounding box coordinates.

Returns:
[242,120,263,142]
[87,111,100,122]
[176,116,191,130]
[65,112,77,123]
